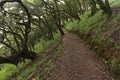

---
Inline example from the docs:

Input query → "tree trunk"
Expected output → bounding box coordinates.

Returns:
[0,51,37,65]
[0,56,19,65]
[105,0,112,15]
[96,0,107,13]
[96,0,112,15]
[54,0,64,35]
[90,0,97,16]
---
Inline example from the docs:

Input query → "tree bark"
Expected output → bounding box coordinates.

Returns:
[0,51,37,65]
[53,0,64,35]
[90,0,97,16]
[105,0,112,15]
[96,0,107,12]
[96,0,112,15]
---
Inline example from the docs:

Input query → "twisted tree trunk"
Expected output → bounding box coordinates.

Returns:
[0,51,37,65]
[0,0,37,65]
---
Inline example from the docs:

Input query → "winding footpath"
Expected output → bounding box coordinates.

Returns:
[46,31,114,80]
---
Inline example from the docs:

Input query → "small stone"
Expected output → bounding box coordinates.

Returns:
[103,72,106,74]
[105,61,107,64]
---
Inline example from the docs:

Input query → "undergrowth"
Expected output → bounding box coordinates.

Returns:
[15,39,63,80]
[66,10,107,55]
[0,32,61,80]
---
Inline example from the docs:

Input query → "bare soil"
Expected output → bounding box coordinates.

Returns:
[46,31,115,80]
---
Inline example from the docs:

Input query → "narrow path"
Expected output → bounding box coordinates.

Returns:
[46,31,114,80]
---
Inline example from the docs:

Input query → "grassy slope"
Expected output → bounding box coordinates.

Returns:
[14,33,63,80]
[0,32,62,80]
[65,0,120,79]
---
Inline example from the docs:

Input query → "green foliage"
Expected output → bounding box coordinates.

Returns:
[66,10,107,37]
[15,39,63,80]
[0,64,15,80]
[16,56,48,80]
[113,12,120,21]
[110,60,120,75]
[79,11,106,35]
[0,32,61,80]
[65,20,79,32]
[109,0,120,7]
[0,60,31,80]
[34,32,61,53]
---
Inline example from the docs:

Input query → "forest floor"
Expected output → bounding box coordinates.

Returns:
[45,31,115,80]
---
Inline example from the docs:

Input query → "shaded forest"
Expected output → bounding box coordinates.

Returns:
[0,0,120,80]
[0,0,112,65]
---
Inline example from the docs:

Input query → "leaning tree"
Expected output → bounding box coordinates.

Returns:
[0,0,37,65]
[0,0,65,66]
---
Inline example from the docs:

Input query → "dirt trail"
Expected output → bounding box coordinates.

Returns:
[46,31,114,80]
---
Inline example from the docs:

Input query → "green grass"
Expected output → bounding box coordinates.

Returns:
[0,32,62,80]
[34,32,61,53]
[66,10,107,36]
[0,64,15,80]
[0,60,31,80]
[15,40,63,80]
[16,55,48,80]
